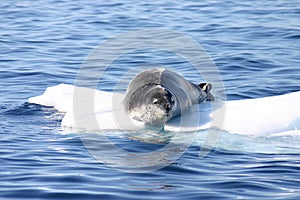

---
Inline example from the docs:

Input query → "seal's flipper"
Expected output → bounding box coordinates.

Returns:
[198,83,212,93]
[198,83,214,101]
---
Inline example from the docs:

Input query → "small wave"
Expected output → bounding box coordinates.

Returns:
[3,102,52,116]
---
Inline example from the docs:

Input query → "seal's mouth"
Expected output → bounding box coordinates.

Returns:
[128,103,171,125]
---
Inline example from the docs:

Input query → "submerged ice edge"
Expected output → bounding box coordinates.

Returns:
[26,84,300,154]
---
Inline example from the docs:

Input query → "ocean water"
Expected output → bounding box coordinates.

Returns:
[1,0,300,199]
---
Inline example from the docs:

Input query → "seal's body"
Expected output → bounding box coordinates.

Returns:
[123,68,213,125]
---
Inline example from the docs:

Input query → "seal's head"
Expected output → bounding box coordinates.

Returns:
[126,85,176,125]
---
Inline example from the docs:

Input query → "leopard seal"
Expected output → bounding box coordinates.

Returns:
[123,68,214,125]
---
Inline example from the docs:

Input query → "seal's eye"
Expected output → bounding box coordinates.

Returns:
[153,98,158,104]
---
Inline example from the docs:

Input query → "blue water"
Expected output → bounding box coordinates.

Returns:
[1,0,300,199]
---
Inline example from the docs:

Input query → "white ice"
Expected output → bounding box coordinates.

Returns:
[28,84,300,136]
